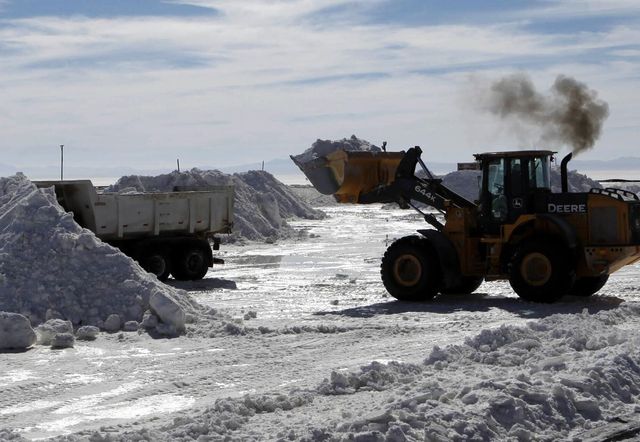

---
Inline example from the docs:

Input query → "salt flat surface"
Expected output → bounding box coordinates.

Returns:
[2,206,640,441]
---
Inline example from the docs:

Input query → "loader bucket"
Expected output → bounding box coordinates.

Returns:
[291,149,405,203]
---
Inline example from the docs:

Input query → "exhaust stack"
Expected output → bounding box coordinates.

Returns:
[560,152,572,193]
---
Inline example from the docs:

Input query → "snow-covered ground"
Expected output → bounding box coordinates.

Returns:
[2,204,640,441]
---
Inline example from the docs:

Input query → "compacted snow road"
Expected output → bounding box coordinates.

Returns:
[2,205,639,440]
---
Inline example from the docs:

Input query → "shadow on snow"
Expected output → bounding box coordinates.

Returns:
[166,277,237,291]
[315,293,625,320]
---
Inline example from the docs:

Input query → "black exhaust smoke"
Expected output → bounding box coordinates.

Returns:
[478,73,610,156]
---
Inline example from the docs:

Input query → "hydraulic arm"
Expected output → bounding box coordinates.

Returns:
[359,147,475,208]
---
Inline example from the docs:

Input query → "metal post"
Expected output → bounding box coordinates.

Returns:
[177,159,180,172]
[60,144,64,181]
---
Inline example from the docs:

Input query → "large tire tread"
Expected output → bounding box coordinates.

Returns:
[171,240,211,281]
[139,248,171,282]
[380,235,441,302]
[508,240,574,303]
[569,275,609,297]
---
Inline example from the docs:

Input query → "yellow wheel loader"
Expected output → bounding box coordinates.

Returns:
[292,146,640,303]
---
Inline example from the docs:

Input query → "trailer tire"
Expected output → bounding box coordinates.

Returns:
[381,235,441,301]
[172,242,210,281]
[140,249,171,282]
[508,240,573,303]
[569,275,609,297]
[441,276,483,295]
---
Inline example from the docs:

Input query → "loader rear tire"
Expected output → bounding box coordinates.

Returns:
[441,277,483,295]
[508,241,573,303]
[381,235,441,301]
[569,275,609,297]
[171,242,210,281]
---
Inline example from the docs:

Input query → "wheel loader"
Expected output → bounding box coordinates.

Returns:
[292,145,640,303]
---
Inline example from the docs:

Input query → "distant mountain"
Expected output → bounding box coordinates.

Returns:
[571,157,640,170]
[219,157,458,176]
[0,164,142,181]
[4,155,639,183]
[219,157,299,175]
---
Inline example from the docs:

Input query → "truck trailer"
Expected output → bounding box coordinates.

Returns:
[35,180,234,281]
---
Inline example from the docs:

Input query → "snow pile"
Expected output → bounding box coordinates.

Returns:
[35,319,73,345]
[50,333,75,349]
[318,361,422,395]
[149,291,186,334]
[289,185,340,207]
[292,135,382,164]
[441,169,483,202]
[76,325,99,341]
[53,304,640,441]
[0,174,195,336]
[311,305,640,441]
[0,312,36,350]
[441,167,602,203]
[106,169,324,242]
[550,167,602,193]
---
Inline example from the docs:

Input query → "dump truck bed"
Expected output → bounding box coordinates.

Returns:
[34,180,234,240]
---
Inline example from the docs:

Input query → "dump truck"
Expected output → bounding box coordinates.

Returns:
[292,146,640,303]
[34,180,234,282]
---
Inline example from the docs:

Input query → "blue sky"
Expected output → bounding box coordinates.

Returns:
[1,0,639,177]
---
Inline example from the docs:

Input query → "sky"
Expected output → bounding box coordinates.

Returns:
[0,0,639,177]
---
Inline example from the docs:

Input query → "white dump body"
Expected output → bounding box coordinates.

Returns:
[35,180,234,241]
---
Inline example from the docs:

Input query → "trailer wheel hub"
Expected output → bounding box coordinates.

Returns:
[393,254,422,287]
[147,254,167,277]
[185,251,205,272]
[520,252,552,286]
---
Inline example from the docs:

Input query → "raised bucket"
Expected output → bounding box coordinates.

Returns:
[291,150,405,203]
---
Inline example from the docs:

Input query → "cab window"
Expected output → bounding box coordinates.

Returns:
[528,157,551,189]
[510,159,522,195]
[487,159,506,220]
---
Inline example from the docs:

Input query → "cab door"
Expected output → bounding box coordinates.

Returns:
[479,158,506,234]
[506,158,528,223]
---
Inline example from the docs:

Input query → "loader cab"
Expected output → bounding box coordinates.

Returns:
[475,150,554,234]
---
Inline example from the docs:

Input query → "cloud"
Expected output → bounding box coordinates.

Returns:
[169,0,375,22]
[519,0,640,19]
[0,0,639,174]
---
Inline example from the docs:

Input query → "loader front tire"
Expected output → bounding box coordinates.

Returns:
[569,275,609,297]
[508,241,573,303]
[381,236,441,301]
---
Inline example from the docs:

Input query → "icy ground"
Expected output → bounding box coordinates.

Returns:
[2,205,640,441]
